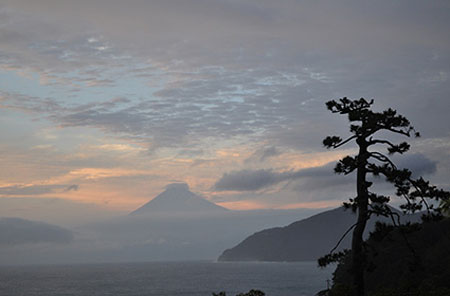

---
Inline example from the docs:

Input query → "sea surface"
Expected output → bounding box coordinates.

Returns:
[0,261,333,296]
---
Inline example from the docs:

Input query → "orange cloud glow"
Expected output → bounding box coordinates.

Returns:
[217,200,269,211]
[276,200,343,210]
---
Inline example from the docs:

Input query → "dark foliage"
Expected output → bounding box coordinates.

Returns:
[318,250,350,267]
[319,97,450,295]
[330,218,450,296]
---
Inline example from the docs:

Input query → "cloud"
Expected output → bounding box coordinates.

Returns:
[394,153,437,177]
[215,169,290,191]
[293,153,438,202]
[214,153,437,192]
[213,162,341,192]
[0,0,449,211]
[65,168,153,181]
[245,146,281,163]
[64,184,79,192]
[0,184,79,196]
[1,0,448,153]
[259,146,281,161]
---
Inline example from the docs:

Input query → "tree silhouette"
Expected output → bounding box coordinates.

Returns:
[318,98,450,296]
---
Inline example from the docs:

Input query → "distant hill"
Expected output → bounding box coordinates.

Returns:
[218,207,420,262]
[0,217,73,245]
[130,183,228,215]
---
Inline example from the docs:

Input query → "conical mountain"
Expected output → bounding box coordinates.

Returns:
[130,183,228,215]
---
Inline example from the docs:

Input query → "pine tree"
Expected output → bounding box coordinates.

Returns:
[318,98,450,296]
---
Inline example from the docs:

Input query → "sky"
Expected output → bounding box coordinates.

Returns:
[1,0,450,221]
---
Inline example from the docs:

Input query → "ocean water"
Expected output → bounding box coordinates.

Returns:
[0,261,333,296]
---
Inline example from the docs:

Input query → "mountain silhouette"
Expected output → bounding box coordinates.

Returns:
[218,206,421,262]
[0,217,73,245]
[130,183,228,215]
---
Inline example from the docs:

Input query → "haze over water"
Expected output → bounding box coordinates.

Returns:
[0,261,332,296]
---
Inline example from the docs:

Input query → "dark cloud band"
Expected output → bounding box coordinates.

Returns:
[214,153,436,192]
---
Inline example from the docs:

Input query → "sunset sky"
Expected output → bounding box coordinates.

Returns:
[1,0,449,219]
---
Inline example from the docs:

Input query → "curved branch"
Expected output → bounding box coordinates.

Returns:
[408,179,431,214]
[368,204,400,226]
[388,210,401,227]
[369,152,397,169]
[401,193,413,209]
[368,205,419,264]
[329,222,358,254]
[334,135,357,148]
[387,210,420,262]
[385,127,411,137]
[328,214,371,254]
[368,139,396,148]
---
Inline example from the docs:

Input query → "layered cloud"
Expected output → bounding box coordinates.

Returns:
[0,184,78,196]
[1,0,449,150]
[0,0,449,213]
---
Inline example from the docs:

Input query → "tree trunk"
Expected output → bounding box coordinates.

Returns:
[351,141,369,296]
